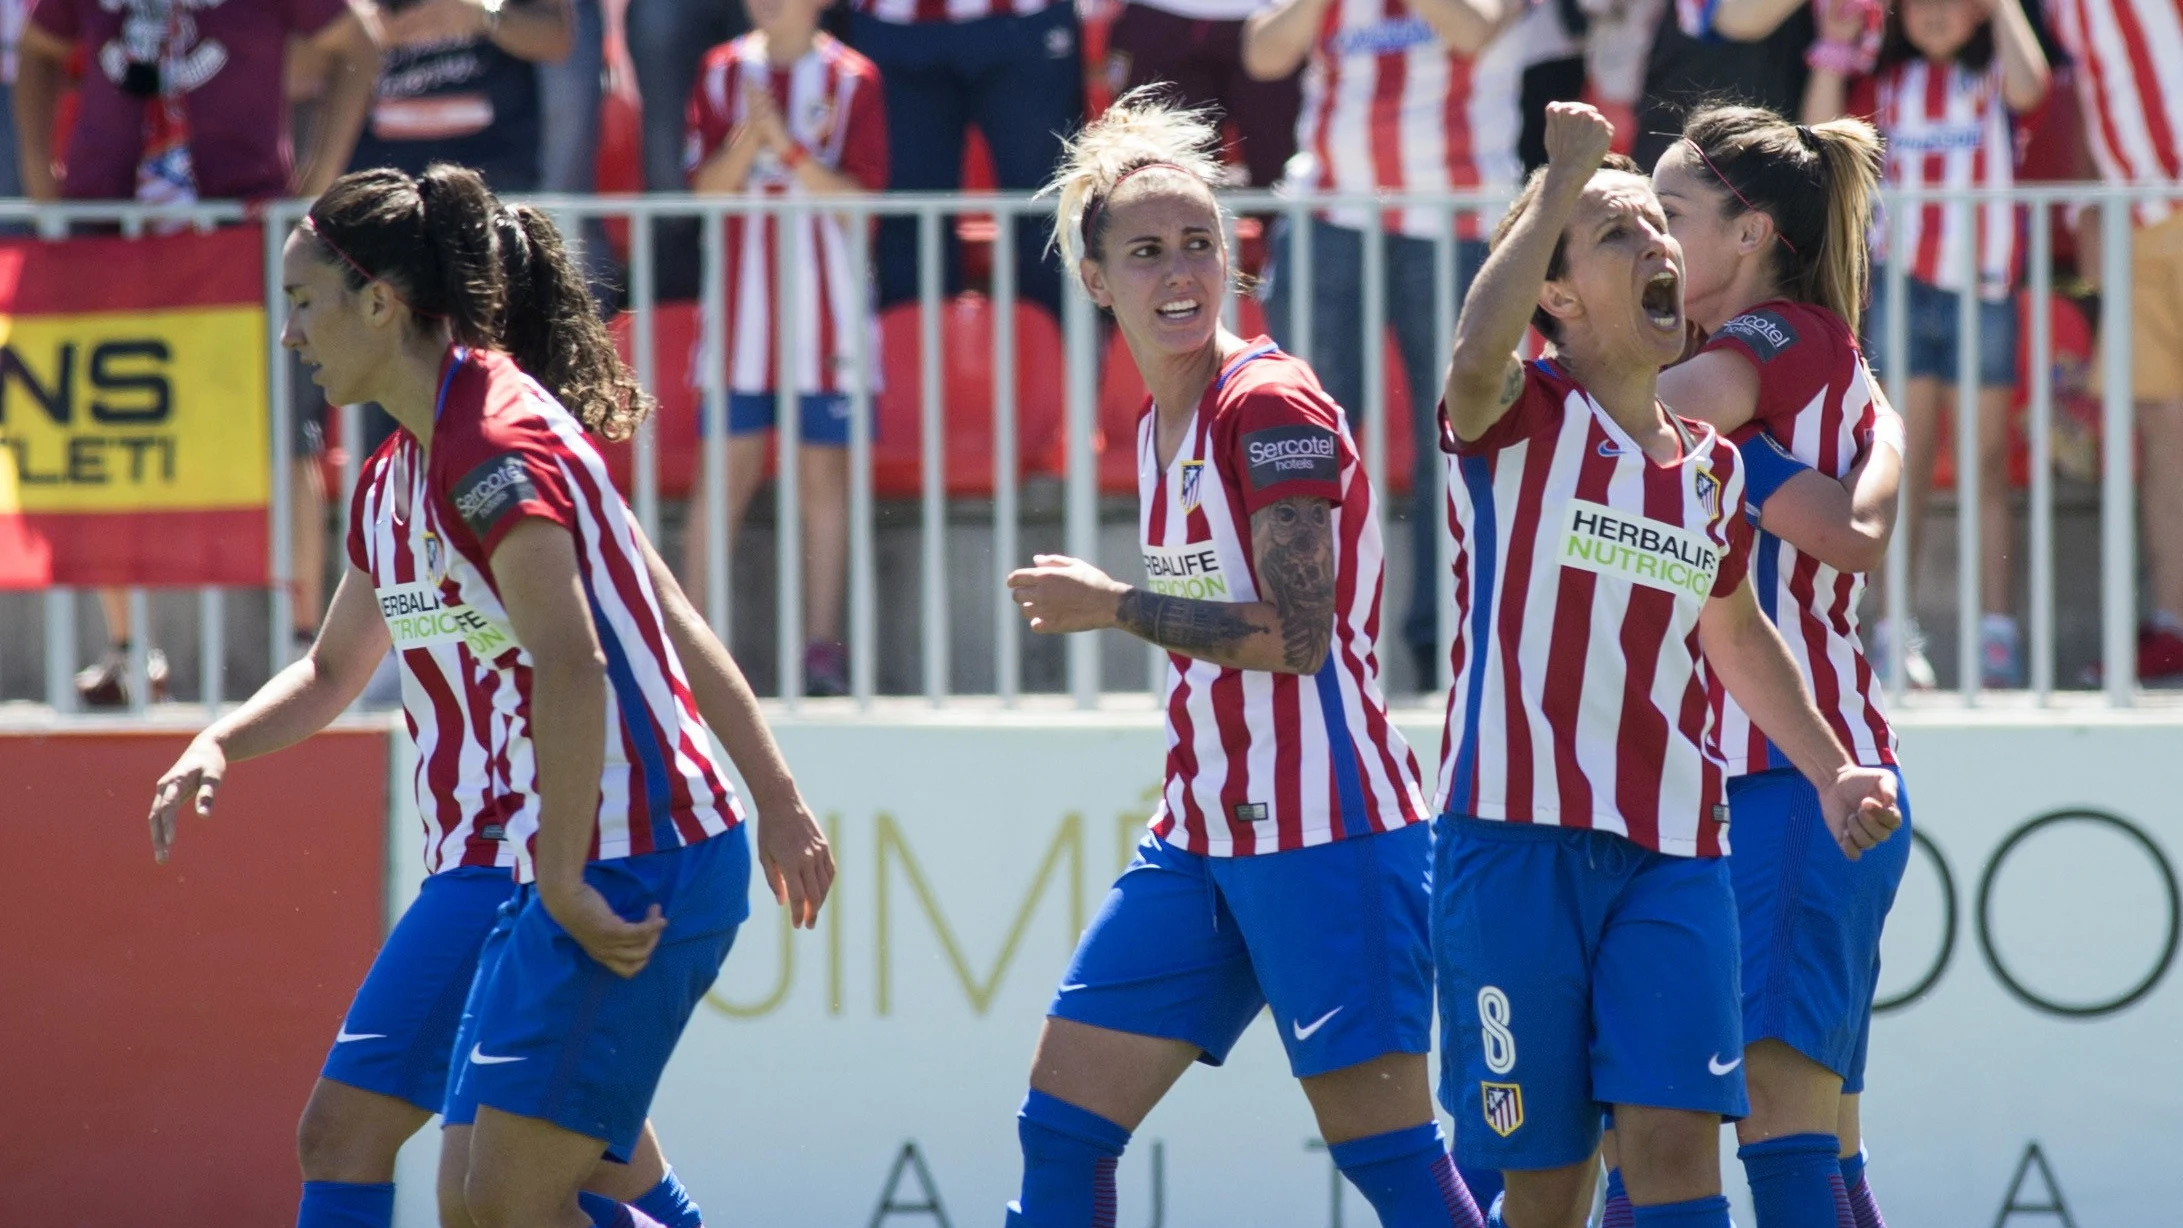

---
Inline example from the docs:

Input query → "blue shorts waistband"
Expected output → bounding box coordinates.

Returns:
[1437,814,1608,844]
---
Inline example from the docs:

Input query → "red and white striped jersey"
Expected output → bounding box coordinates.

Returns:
[1139,338,1427,856]
[1696,302,1899,776]
[851,0,1052,23]
[1289,0,1526,239]
[2046,0,2183,225]
[1435,360,1752,857]
[684,34,886,395]
[1864,59,2020,298]
[346,348,742,883]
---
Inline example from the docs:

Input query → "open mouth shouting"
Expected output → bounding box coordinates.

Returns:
[1641,269,1682,333]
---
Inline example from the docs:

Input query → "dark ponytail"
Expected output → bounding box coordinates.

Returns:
[1680,105,1884,334]
[494,203,652,442]
[304,164,652,441]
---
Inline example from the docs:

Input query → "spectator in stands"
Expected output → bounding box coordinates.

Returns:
[1104,0,1300,193]
[852,0,1082,319]
[1632,0,1848,171]
[539,0,620,300]
[682,0,887,698]
[626,0,748,302]
[1805,0,2050,689]
[348,0,573,193]
[1510,0,1663,172]
[1243,0,1524,688]
[13,0,377,705]
[0,1,25,205]
[2051,0,2183,684]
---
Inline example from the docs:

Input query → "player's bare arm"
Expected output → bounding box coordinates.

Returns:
[1249,495,1337,673]
[1010,496,1336,675]
[634,525,835,929]
[1443,103,1613,441]
[1753,438,1903,573]
[490,518,666,979]
[1698,577,1902,858]
[148,566,393,862]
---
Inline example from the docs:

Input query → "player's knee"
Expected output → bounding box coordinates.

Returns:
[1616,1109,1722,1195]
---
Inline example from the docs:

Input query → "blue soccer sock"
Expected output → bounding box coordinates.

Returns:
[296,1180,393,1228]
[1326,1123,1483,1227]
[1005,1089,1131,1228]
[1740,1133,1849,1228]
[1601,1167,1635,1228]
[632,1168,703,1228]
[1456,1165,1503,1218]
[1631,1194,1733,1226]
[1839,1148,1885,1228]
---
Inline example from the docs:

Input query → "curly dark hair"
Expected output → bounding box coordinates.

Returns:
[304,164,654,442]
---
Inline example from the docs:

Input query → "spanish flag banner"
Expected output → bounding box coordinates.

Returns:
[0,227,269,588]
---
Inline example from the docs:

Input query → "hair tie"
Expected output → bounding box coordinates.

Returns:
[1080,160,1191,254]
[301,214,447,320]
[1683,137,1799,258]
[1794,123,1817,148]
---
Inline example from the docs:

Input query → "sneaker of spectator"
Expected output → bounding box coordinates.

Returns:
[1872,615,1939,691]
[1980,613,2024,690]
[805,640,849,698]
[76,645,170,708]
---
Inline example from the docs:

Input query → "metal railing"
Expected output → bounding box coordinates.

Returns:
[0,182,2175,714]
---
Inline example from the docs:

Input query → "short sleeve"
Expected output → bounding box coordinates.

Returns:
[682,51,736,182]
[1222,377,1347,514]
[1710,444,1753,598]
[344,455,375,573]
[431,368,581,561]
[1698,305,1842,440]
[281,0,347,36]
[838,65,889,191]
[29,0,78,41]
[1446,361,1567,457]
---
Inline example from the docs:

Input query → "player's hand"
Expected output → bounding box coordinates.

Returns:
[1819,765,1901,861]
[1006,554,1129,634]
[149,735,226,864]
[539,880,668,978]
[755,793,834,929]
[1542,101,1615,177]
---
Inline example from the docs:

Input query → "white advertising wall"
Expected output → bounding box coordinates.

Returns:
[390,711,2183,1227]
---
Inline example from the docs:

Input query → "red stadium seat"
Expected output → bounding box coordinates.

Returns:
[874,295,1068,497]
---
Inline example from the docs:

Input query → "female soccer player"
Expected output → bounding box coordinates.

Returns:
[1431,102,1900,1228]
[1638,104,1913,1228]
[146,165,834,1228]
[1002,88,1475,1228]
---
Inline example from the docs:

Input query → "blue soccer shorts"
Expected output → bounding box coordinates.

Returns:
[1050,822,1434,1079]
[1434,815,1747,1172]
[712,391,853,445]
[444,828,750,1160]
[320,865,519,1113]
[1729,766,1914,1094]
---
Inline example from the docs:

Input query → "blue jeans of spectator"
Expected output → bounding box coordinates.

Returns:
[537,0,617,302]
[1262,216,1486,668]
[852,5,1083,319]
[626,0,749,300]
[0,82,28,234]
[1864,267,2019,388]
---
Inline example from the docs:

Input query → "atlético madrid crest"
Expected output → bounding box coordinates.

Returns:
[1179,459,1205,514]
[1482,1082,1524,1137]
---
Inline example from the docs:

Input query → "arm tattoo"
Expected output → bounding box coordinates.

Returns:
[1250,495,1336,673]
[1496,357,1526,409]
[1115,587,1267,659]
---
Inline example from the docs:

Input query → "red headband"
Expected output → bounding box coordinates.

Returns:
[1081,161,1192,253]
[301,214,446,320]
[1684,138,1798,258]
